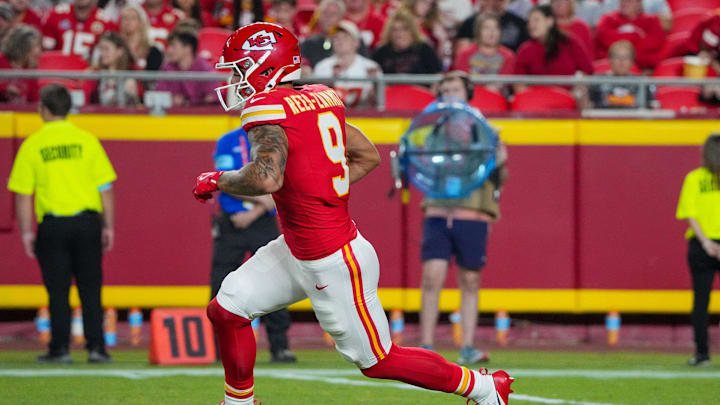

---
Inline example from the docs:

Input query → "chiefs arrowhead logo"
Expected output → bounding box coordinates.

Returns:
[242,30,278,51]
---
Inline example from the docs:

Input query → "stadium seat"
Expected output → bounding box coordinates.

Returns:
[469,85,508,112]
[653,57,718,77]
[592,59,641,74]
[669,0,720,12]
[670,8,711,35]
[384,84,436,111]
[659,32,692,60]
[655,86,711,111]
[198,28,232,65]
[37,51,95,101]
[510,86,577,112]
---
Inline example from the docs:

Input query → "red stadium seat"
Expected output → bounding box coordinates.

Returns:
[592,59,641,74]
[669,0,720,12]
[659,32,692,60]
[37,51,95,101]
[469,85,508,112]
[198,28,232,65]
[655,86,710,111]
[510,86,577,112]
[653,57,718,77]
[670,8,712,35]
[384,84,436,111]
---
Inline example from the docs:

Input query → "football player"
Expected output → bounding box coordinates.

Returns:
[193,22,514,405]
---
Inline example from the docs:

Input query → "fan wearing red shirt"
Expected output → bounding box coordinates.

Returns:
[143,0,185,49]
[8,0,43,31]
[453,14,515,76]
[0,24,41,103]
[595,0,665,69]
[550,0,593,59]
[42,0,116,61]
[345,0,386,49]
[673,10,720,61]
[515,5,593,78]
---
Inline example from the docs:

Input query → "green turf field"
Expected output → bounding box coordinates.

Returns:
[1,349,718,404]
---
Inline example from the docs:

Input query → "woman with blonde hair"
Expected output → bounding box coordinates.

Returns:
[677,134,720,367]
[403,0,451,69]
[372,7,441,73]
[119,4,163,71]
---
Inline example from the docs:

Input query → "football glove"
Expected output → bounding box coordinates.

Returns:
[193,171,224,203]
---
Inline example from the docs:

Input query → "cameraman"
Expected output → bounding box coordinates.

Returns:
[419,71,508,364]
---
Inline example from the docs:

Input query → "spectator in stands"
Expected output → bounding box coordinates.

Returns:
[514,4,592,84]
[8,0,42,31]
[266,0,303,39]
[452,14,515,83]
[119,5,164,71]
[419,70,508,364]
[42,0,117,61]
[373,8,442,73]
[300,0,346,67]
[595,0,665,70]
[603,0,672,31]
[92,32,141,106]
[676,133,720,368]
[455,0,529,52]
[143,0,185,49]
[346,0,386,49]
[0,24,40,103]
[551,0,593,58]
[172,0,213,27]
[155,30,217,106]
[586,41,651,109]
[313,20,382,108]
[404,0,452,70]
[0,3,14,45]
[672,11,720,70]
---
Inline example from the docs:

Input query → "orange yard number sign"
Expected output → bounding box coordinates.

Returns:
[149,308,216,365]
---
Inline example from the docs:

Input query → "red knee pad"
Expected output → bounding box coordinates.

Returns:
[207,298,251,326]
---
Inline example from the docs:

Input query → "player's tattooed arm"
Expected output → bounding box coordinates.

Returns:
[217,124,288,195]
[345,122,380,184]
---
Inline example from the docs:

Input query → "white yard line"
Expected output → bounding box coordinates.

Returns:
[3,367,718,404]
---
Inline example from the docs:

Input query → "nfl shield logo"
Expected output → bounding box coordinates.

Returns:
[293,56,300,64]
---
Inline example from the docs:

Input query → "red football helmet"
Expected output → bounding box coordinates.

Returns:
[215,22,301,110]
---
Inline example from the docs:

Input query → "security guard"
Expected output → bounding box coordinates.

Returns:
[677,133,720,367]
[210,127,296,363]
[8,84,117,364]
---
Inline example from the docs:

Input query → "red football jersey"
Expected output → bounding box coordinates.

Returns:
[144,4,184,49]
[41,5,116,61]
[240,85,358,260]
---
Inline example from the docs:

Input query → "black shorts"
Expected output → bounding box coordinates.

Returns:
[420,217,488,271]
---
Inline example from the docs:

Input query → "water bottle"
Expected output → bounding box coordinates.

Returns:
[104,308,117,347]
[128,308,143,346]
[606,310,620,346]
[389,309,404,344]
[495,310,510,346]
[449,310,462,347]
[36,307,50,344]
[71,307,84,345]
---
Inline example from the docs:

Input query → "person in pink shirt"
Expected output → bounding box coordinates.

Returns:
[453,14,515,93]
[514,5,592,79]
[595,0,665,69]
[551,0,593,59]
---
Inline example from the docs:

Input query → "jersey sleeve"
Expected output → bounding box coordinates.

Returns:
[41,11,60,50]
[240,92,289,132]
[7,139,36,195]
[90,136,117,187]
[676,170,699,220]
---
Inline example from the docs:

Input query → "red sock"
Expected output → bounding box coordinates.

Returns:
[361,344,463,393]
[207,298,256,401]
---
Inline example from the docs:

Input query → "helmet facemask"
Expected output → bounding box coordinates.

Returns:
[214,51,271,111]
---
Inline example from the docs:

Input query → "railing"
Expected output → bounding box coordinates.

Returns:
[2,69,720,113]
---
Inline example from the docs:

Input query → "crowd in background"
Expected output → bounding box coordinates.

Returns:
[0,0,719,109]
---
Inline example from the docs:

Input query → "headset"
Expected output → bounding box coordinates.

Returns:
[438,70,474,101]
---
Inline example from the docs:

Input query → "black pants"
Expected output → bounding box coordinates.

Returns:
[210,212,291,354]
[688,238,720,358]
[35,211,105,354]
